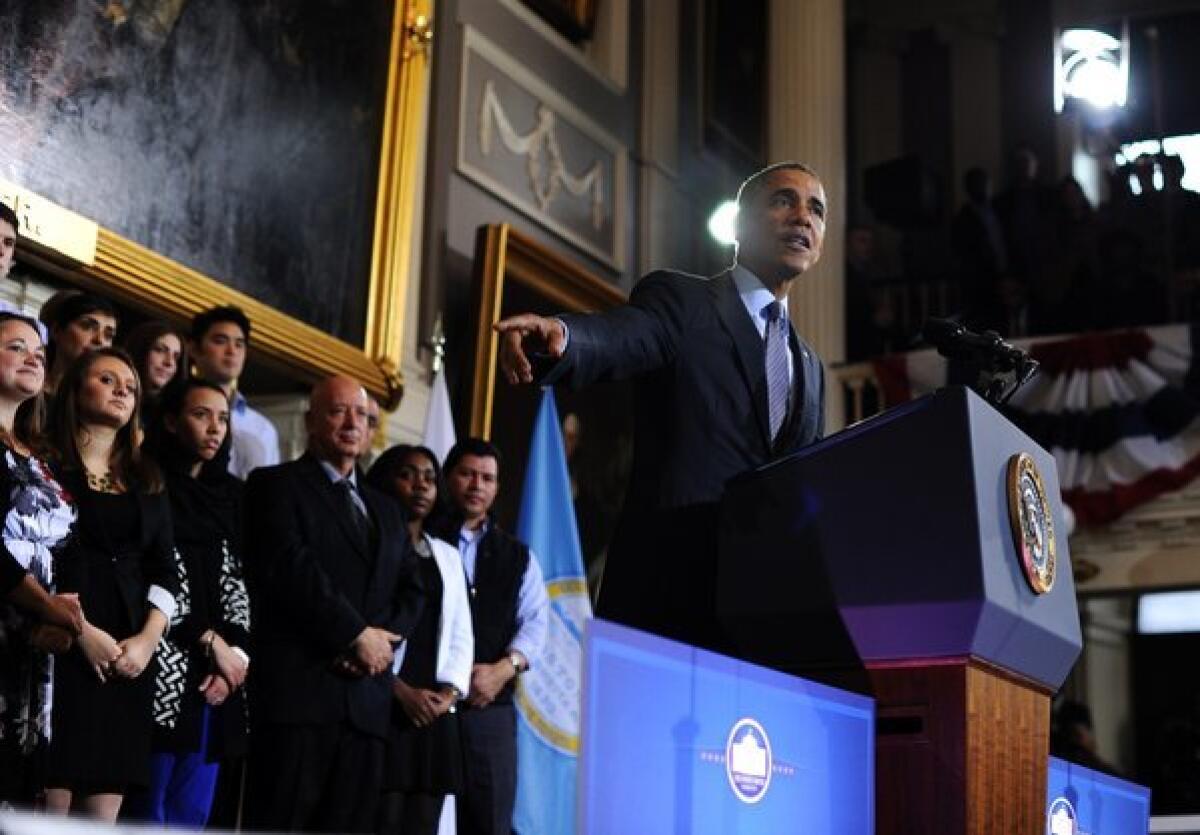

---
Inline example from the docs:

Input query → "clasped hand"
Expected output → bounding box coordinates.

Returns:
[206,632,249,689]
[337,626,401,677]
[393,679,455,727]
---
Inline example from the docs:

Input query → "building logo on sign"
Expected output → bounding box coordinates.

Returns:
[725,718,773,804]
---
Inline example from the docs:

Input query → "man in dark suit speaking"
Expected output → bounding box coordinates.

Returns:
[495,162,828,651]
[243,375,423,833]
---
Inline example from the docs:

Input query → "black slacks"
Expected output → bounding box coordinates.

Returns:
[246,721,384,833]
[456,703,517,835]
[377,790,444,835]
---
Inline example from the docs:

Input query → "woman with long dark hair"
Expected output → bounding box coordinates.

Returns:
[125,377,250,827]
[366,444,473,835]
[121,321,187,421]
[43,347,177,821]
[0,312,79,808]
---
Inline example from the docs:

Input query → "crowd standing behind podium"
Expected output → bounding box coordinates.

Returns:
[846,146,1200,361]
[0,201,549,833]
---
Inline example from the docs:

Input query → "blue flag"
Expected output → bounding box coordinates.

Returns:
[513,389,593,834]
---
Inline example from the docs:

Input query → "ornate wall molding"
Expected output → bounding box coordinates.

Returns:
[458,26,626,271]
[479,80,605,229]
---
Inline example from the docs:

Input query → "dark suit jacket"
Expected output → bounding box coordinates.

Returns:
[546,269,825,649]
[244,453,423,739]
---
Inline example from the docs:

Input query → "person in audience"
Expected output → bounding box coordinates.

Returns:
[42,293,118,402]
[188,306,279,479]
[1035,176,1100,334]
[243,375,423,833]
[43,347,177,822]
[0,312,81,809]
[0,203,16,286]
[124,378,250,827]
[951,167,1008,332]
[122,321,187,421]
[432,438,548,835]
[993,145,1053,288]
[367,444,473,835]
[1099,229,1167,329]
[361,395,381,463]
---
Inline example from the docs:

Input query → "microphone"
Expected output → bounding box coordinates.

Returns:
[921,318,1028,370]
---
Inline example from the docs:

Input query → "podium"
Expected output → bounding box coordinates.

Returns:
[717,385,1083,833]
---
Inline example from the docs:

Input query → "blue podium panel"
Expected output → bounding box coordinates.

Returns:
[579,619,874,835]
[1046,756,1151,834]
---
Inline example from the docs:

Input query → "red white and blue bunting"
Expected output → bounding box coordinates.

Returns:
[872,325,1200,527]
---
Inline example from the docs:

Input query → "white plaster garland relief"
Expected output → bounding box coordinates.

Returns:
[479,80,605,230]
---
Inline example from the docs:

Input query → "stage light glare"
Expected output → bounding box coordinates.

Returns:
[1064,56,1124,109]
[708,200,739,246]
[1061,28,1121,54]
[1055,25,1128,113]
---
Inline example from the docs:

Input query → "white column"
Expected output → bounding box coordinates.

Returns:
[769,0,846,426]
[638,0,688,275]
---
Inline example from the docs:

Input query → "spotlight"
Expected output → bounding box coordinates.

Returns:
[1054,24,1129,113]
[707,201,739,246]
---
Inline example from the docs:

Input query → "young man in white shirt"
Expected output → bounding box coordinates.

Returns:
[189,306,280,479]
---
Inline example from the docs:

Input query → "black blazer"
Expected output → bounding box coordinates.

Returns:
[54,472,178,636]
[547,269,825,649]
[244,453,423,739]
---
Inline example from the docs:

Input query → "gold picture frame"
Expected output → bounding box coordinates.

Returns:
[468,223,626,438]
[8,0,435,409]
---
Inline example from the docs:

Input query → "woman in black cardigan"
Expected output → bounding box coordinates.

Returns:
[43,347,177,822]
[125,377,250,827]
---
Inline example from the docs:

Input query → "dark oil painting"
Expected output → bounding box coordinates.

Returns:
[0,0,394,344]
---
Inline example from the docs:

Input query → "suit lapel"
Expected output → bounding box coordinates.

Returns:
[299,455,370,563]
[785,325,822,450]
[359,482,393,577]
[709,271,773,450]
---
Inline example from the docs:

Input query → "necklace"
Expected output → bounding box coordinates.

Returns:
[85,469,122,493]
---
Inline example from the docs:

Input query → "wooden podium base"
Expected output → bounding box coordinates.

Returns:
[867,656,1050,835]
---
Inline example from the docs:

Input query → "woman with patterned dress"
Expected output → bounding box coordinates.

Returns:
[367,444,474,835]
[125,378,250,826]
[0,312,78,808]
[43,347,178,822]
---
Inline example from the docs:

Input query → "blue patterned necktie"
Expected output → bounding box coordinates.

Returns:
[764,300,790,441]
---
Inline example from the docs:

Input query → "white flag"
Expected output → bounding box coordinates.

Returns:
[422,369,457,464]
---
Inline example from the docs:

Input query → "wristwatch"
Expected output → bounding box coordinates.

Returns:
[509,652,523,675]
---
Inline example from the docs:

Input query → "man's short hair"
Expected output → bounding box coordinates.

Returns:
[735,161,820,211]
[444,437,502,477]
[45,292,117,330]
[0,202,18,234]
[191,305,251,344]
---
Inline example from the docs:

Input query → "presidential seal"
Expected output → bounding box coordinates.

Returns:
[1007,452,1056,594]
[725,718,773,804]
